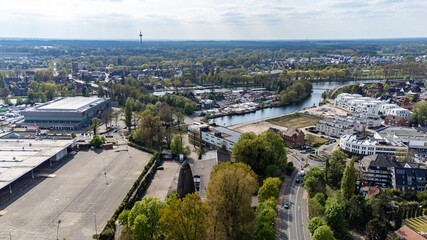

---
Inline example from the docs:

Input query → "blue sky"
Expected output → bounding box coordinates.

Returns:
[1,0,426,40]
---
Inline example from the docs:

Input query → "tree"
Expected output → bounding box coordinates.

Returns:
[303,167,326,198]
[0,71,10,97]
[71,132,76,139]
[344,195,372,231]
[413,101,427,125]
[327,150,348,189]
[160,193,207,240]
[133,110,162,148]
[312,225,335,240]
[92,117,100,135]
[170,134,190,157]
[184,101,196,115]
[233,131,287,178]
[102,108,113,128]
[128,197,166,240]
[365,218,388,240]
[308,217,327,235]
[324,201,347,237]
[258,177,282,203]
[90,135,105,148]
[206,162,258,240]
[124,98,134,130]
[118,209,130,227]
[341,158,356,199]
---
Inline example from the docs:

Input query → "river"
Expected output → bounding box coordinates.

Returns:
[207,80,381,126]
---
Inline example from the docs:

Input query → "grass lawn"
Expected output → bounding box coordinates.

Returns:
[404,217,427,233]
[268,113,322,128]
[305,134,329,145]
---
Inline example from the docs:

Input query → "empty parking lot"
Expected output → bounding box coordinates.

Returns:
[0,146,151,239]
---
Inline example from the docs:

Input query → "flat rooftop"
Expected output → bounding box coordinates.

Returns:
[213,127,241,143]
[0,139,73,190]
[30,97,106,112]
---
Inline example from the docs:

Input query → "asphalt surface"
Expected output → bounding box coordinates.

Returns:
[277,169,310,240]
[0,146,151,240]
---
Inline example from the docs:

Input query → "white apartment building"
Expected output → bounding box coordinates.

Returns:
[340,134,408,157]
[335,93,412,119]
[199,126,241,152]
[316,118,354,137]
[349,113,382,128]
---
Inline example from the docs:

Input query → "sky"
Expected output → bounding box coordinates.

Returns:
[1,0,426,40]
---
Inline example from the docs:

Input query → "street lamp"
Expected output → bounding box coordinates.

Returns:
[94,213,98,236]
[54,198,60,240]
[102,157,108,185]
[9,229,12,240]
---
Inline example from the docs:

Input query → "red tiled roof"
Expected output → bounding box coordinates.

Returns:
[395,225,426,240]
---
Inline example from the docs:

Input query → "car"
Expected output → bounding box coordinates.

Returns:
[295,178,301,183]
[300,170,305,177]
[113,129,118,133]
[284,201,289,209]
[157,166,164,170]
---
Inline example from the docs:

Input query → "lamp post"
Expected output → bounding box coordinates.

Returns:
[9,229,12,240]
[55,198,60,240]
[94,213,98,236]
[102,157,108,185]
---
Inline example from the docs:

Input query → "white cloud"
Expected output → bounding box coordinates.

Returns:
[0,0,426,39]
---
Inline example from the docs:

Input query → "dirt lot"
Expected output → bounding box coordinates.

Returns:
[267,113,322,128]
[302,103,348,118]
[229,121,288,134]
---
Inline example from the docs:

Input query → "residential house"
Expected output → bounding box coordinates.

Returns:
[384,115,409,127]
[282,128,305,148]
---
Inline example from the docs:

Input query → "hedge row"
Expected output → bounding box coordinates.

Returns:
[99,147,161,239]
[127,142,155,154]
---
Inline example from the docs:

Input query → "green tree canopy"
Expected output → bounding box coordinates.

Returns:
[341,158,356,199]
[128,197,166,240]
[233,131,287,178]
[365,218,388,240]
[327,150,348,189]
[324,201,347,237]
[308,217,327,236]
[124,97,134,130]
[413,101,427,124]
[258,177,282,203]
[206,162,258,240]
[312,225,335,240]
[303,167,326,198]
[160,193,207,240]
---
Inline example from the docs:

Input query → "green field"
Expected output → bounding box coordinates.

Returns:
[305,134,329,145]
[404,217,427,233]
[268,113,322,128]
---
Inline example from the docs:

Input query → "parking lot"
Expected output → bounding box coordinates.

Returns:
[0,146,151,239]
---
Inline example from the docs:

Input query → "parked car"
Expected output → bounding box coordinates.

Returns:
[295,178,301,183]
[157,166,164,170]
[284,201,289,209]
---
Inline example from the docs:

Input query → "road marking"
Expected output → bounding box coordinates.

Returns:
[295,183,301,240]
[287,170,297,240]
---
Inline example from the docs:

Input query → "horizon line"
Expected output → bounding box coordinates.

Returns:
[1,37,427,42]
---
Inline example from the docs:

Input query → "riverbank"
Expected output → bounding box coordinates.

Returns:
[228,103,346,134]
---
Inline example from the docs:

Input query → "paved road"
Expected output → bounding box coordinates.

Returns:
[279,170,310,240]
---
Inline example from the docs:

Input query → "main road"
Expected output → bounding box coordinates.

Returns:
[277,168,310,240]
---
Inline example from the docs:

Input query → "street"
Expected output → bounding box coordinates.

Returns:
[277,169,310,240]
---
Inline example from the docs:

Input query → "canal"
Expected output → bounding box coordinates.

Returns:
[207,80,381,126]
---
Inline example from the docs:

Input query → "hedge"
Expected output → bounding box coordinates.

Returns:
[99,145,161,239]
